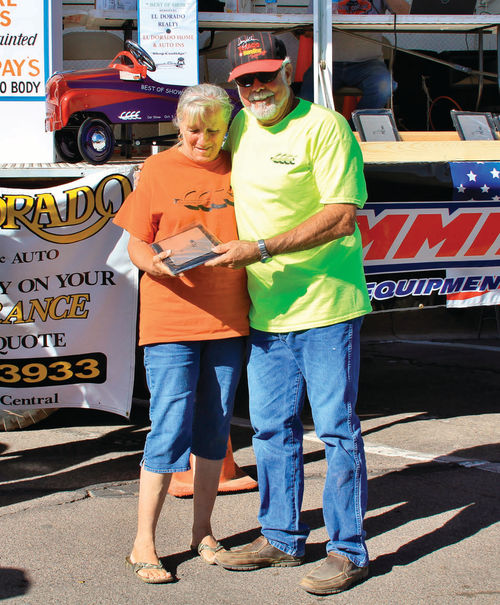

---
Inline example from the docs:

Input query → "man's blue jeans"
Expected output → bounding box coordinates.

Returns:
[301,58,396,110]
[247,319,368,567]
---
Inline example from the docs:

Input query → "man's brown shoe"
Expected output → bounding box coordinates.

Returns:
[299,552,369,595]
[214,535,304,571]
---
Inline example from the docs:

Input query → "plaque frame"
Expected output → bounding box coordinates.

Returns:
[150,224,221,274]
[352,109,401,142]
[451,110,498,141]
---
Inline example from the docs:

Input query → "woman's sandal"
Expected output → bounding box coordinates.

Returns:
[125,556,175,584]
[190,539,225,565]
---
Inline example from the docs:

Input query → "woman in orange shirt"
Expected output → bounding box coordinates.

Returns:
[114,84,249,584]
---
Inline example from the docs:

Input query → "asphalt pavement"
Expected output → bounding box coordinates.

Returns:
[1,334,499,605]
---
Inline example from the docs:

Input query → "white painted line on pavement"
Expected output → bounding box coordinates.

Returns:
[231,417,499,474]
[361,442,500,474]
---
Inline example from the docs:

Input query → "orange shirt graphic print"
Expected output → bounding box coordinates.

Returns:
[173,186,234,212]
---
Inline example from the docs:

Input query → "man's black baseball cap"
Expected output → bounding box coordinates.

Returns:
[227,33,286,82]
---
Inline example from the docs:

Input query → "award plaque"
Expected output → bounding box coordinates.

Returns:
[151,224,221,274]
[450,110,498,141]
[352,109,401,142]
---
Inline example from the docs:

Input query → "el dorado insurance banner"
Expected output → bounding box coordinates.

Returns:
[0,166,138,418]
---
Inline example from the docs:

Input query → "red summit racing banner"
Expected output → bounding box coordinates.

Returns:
[358,200,500,310]
[0,166,138,417]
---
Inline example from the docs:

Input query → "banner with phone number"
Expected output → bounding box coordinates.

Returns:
[0,166,138,418]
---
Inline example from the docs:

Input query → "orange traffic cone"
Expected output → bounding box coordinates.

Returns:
[167,436,258,497]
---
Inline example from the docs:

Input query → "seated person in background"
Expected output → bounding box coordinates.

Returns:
[300,0,410,110]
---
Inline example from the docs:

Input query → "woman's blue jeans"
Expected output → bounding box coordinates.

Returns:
[142,338,245,473]
[247,319,368,567]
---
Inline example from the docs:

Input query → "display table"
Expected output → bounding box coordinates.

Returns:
[356,132,500,164]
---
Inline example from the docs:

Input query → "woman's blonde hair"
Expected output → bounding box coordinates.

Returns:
[174,83,233,128]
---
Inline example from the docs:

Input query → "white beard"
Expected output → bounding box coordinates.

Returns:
[241,71,290,122]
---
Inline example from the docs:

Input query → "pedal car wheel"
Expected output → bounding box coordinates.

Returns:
[55,128,82,163]
[77,118,115,164]
[125,40,156,72]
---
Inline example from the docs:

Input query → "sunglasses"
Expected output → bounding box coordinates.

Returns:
[234,67,282,88]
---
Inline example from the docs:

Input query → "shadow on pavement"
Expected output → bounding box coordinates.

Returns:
[1,340,498,578]
[0,567,30,600]
[297,444,500,572]
[367,444,500,576]
[0,411,257,509]
[0,407,150,507]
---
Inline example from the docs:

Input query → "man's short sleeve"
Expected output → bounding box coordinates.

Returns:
[311,111,368,208]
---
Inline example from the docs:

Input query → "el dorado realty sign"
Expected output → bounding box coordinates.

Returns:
[139,0,198,86]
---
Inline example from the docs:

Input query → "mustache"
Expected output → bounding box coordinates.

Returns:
[248,91,274,102]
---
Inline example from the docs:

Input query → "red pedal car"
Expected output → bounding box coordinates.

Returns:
[46,40,237,164]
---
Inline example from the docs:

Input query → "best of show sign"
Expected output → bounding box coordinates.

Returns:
[0,166,138,417]
[139,0,198,86]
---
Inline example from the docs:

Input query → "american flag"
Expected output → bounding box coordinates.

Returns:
[450,161,500,201]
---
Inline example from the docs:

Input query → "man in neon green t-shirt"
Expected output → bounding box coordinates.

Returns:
[206,33,371,595]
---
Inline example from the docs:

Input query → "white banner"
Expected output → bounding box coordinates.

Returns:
[139,0,198,86]
[445,267,500,308]
[359,203,500,274]
[0,166,138,418]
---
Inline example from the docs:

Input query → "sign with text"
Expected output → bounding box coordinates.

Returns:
[97,1,137,9]
[0,166,138,418]
[0,0,47,101]
[139,0,198,86]
[358,199,500,310]
[0,0,61,162]
[445,267,500,308]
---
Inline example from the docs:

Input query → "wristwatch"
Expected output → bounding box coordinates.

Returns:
[257,239,272,263]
